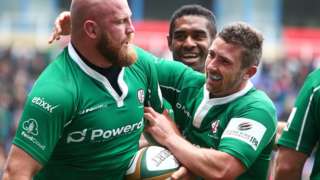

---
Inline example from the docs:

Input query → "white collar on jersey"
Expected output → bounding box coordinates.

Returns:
[193,81,253,128]
[67,43,128,107]
[204,81,253,105]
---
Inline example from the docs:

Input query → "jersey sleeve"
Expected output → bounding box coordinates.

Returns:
[218,101,277,168]
[154,58,204,107]
[278,74,320,154]
[13,83,75,165]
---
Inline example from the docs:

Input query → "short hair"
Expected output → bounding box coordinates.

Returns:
[218,22,263,68]
[169,4,217,39]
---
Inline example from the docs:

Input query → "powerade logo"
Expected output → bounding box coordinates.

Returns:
[32,96,59,113]
[67,119,144,143]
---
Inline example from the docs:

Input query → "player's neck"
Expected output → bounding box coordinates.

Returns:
[71,40,113,68]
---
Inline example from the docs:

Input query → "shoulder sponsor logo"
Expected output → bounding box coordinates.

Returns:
[23,119,39,136]
[67,118,144,143]
[221,118,266,151]
[137,89,145,104]
[32,97,59,113]
[21,118,46,150]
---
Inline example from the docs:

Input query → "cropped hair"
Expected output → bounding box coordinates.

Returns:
[169,4,217,40]
[218,22,264,68]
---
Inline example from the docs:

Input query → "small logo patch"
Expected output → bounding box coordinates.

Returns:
[238,122,252,131]
[211,120,220,134]
[137,89,145,104]
[31,96,59,113]
[221,118,266,151]
[23,119,39,136]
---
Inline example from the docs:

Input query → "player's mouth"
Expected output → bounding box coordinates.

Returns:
[207,73,222,83]
[181,53,200,64]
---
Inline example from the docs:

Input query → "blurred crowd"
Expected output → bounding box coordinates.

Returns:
[0,46,50,173]
[0,45,318,173]
[254,56,318,121]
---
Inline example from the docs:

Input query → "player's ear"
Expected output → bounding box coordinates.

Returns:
[83,20,98,39]
[167,35,173,51]
[243,66,257,80]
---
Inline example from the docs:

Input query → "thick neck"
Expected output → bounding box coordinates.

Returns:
[71,38,113,68]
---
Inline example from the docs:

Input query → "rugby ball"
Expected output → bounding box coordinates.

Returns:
[126,146,180,180]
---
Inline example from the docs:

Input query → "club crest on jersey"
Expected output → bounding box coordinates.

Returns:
[137,89,145,104]
[211,120,220,134]
[23,119,39,136]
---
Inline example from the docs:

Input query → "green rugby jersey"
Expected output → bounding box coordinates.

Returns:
[278,69,320,179]
[156,60,277,180]
[13,44,163,180]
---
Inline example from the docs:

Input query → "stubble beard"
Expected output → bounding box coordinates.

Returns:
[97,33,137,67]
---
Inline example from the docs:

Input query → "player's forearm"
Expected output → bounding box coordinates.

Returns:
[165,135,239,179]
[274,147,307,180]
[2,172,33,180]
[274,158,304,180]
[274,170,302,180]
[274,166,302,180]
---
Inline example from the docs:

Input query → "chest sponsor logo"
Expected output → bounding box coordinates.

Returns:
[21,119,46,150]
[32,97,59,113]
[137,89,145,104]
[221,118,266,151]
[66,118,144,143]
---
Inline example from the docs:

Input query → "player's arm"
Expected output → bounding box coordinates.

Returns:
[144,107,245,179]
[275,73,320,180]
[274,146,308,180]
[3,145,42,180]
[154,59,204,107]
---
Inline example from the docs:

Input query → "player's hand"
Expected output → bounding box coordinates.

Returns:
[48,11,71,44]
[171,166,196,180]
[138,134,149,149]
[144,107,181,146]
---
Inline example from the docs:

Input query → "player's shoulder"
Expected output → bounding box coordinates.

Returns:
[37,48,80,88]
[301,69,320,92]
[247,88,274,105]
[29,49,78,108]
[235,88,276,117]
[28,80,75,107]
